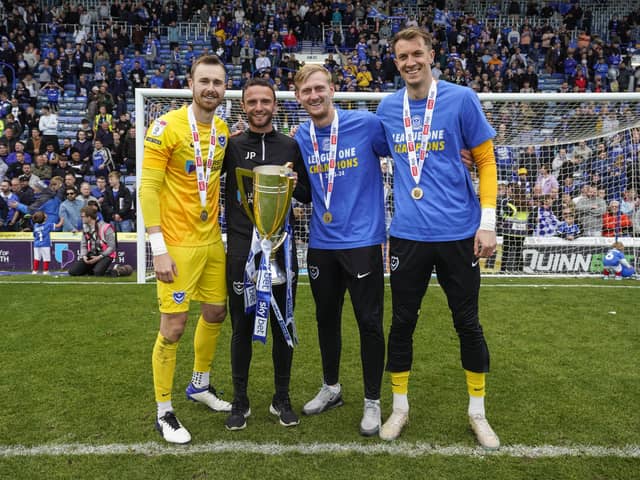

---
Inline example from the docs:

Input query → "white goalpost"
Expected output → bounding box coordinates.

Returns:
[135,89,640,283]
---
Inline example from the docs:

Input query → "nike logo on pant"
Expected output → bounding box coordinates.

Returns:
[356,272,371,279]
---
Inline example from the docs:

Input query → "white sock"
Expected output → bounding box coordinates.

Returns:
[392,393,409,412]
[468,395,486,416]
[191,371,210,389]
[157,401,173,420]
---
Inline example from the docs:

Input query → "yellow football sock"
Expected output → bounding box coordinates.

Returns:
[193,316,222,373]
[391,371,410,395]
[465,370,486,397]
[152,333,178,402]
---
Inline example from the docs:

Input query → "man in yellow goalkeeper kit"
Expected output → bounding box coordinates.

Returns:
[139,54,231,444]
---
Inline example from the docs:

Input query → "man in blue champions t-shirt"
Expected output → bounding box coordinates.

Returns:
[293,64,390,437]
[376,27,500,449]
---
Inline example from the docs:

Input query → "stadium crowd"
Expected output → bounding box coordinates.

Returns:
[0,0,639,241]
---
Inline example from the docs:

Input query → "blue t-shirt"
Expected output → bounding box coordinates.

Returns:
[294,108,390,249]
[376,82,496,242]
[33,221,55,248]
[603,248,626,268]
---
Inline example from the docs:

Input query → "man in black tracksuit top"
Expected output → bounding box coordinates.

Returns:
[223,78,311,430]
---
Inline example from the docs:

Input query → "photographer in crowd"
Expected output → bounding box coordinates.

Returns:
[67,204,117,276]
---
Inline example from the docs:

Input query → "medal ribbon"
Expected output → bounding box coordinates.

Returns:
[187,105,218,210]
[402,81,437,186]
[309,110,339,211]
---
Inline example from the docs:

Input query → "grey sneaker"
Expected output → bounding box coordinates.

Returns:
[302,384,344,415]
[359,398,381,436]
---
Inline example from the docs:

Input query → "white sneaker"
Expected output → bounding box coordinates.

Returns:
[359,399,381,436]
[302,384,344,415]
[42,271,50,275]
[31,270,38,275]
[469,413,500,450]
[379,409,409,441]
[186,383,232,412]
[156,412,191,444]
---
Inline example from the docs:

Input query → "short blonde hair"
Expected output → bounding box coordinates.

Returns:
[294,64,332,89]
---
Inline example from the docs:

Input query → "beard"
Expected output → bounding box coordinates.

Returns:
[247,111,273,129]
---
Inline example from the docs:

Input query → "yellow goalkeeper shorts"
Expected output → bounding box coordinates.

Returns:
[156,239,227,313]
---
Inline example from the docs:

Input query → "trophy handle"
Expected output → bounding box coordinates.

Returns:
[235,167,255,224]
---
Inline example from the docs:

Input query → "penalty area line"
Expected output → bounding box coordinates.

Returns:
[1,441,639,459]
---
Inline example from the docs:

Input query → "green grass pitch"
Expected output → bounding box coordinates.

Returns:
[0,276,638,479]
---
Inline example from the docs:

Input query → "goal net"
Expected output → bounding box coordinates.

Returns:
[135,89,640,283]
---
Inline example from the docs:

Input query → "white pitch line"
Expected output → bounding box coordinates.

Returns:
[1,441,639,459]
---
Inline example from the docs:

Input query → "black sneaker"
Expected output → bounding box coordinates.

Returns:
[269,396,300,427]
[225,401,251,431]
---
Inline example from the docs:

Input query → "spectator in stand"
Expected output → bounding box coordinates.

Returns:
[118,126,136,175]
[501,185,533,271]
[283,29,298,53]
[38,106,59,153]
[59,186,84,232]
[575,184,607,236]
[91,176,108,203]
[535,164,559,198]
[534,195,559,236]
[73,130,93,166]
[24,128,45,157]
[102,171,134,232]
[129,60,146,92]
[6,142,32,166]
[32,154,52,181]
[556,207,581,240]
[52,156,75,180]
[1,127,18,152]
[20,164,41,189]
[162,70,182,89]
[96,121,115,150]
[78,181,98,207]
[92,139,115,179]
[602,200,632,237]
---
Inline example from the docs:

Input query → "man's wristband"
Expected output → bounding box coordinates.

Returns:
[149,232,168,256]
[479,207,496,231]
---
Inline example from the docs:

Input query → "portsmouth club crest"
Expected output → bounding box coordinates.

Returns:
[218,136,226,147]
[232,281,244,295]
[151,119,168,136]
[411,115,423,130]
[309,265,319,280]
[322,138,331,151]
[172,291,186,304]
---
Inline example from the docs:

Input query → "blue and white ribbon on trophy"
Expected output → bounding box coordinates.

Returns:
[243,215,297,347]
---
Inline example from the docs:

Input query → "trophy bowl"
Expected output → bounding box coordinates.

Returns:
[236,165,294,285]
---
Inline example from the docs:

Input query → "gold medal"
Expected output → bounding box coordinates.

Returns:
[200,210,208,221]
[411,186,423,200]
[322,211,332,224]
